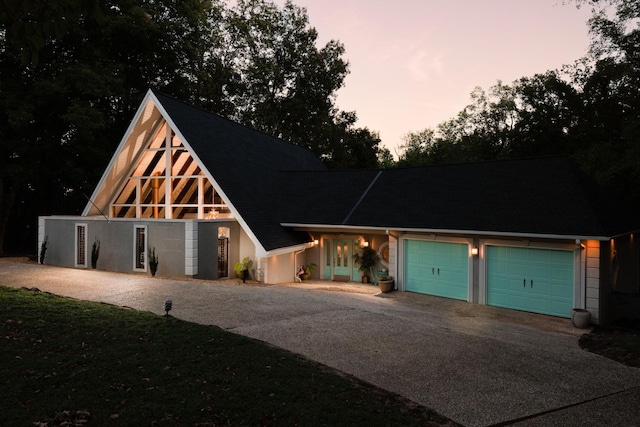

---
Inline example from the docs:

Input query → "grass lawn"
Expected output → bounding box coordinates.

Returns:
[0,286,455,426]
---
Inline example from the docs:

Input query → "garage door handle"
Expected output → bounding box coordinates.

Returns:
[523,278,526,287]
[432,268,434,275]
[530,280,533,288]
[437,268,440,275]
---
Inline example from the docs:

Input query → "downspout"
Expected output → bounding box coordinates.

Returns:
[578,240,587,310]
[294,246,306,282]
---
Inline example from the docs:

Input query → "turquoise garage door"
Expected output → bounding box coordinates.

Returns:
[405,240,469,300]
[486,246,574,318]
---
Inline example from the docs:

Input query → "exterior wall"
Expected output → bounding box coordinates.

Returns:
[600,236,640,325]
[40,216,187,277]
[585,240,600,323]
[264,252,297,284]
[196,221,238,279]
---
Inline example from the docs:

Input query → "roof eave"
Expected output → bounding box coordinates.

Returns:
[280,222,620,241]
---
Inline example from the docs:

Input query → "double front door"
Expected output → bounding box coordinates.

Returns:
[323,238,357,280]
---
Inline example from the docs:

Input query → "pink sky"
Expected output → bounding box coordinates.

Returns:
[273,0,594,156]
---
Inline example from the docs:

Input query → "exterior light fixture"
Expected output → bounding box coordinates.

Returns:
[363,241,369,248]
[471,247,479,256]
[164,299,172,316]
[313,239,319,246]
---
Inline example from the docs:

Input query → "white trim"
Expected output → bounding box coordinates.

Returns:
[133,224,148,272]
[74,223,88,268]
[280,223,613,242]
[149,91,269,257]
[83,90,156,216]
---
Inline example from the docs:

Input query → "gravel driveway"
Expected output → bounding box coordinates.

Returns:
[2,259,639,426]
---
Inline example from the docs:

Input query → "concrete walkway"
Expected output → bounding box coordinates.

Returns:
[1,259,639,426]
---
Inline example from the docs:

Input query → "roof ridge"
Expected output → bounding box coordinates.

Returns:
[342,170,382,225]
[150,88,318,157]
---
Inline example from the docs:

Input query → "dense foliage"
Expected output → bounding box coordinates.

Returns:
[1,0,638,255]
[0,0,380,255]
[396,0,640,211]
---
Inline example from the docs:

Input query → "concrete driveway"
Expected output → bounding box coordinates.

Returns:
[1,259,639,426]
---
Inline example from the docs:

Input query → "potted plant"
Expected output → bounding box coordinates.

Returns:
[354,245,379,283]
[91,237,100,269]
[378,274,394,293]
[300,263,317,280]
[149,247,159,277]
[234,257,253,283]
[39,236,48,264]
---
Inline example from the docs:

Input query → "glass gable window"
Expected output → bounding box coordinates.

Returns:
[111,121,232,220]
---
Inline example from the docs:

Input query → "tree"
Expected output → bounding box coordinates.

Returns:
[219,0,380,168]
[568,0,640,209]
[0,0,222,255]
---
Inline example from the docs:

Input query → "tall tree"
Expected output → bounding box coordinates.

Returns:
[570,0,640,208]
[0,0,222,255]
[220,0,380,168]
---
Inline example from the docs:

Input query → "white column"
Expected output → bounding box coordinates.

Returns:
[185,221,198,276]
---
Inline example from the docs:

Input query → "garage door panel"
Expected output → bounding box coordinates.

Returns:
[405,240,469,300]
[487,246,574,318]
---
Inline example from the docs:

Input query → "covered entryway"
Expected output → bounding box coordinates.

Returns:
[404,240,469,300]
[486,246,574,317]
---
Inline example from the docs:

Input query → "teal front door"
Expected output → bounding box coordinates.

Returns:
[333,239,352,278]
[487,246,574,318]
[405,240,469,300]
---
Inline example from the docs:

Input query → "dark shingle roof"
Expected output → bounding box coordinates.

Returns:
[280,157,639,239]
[152,90,326,251]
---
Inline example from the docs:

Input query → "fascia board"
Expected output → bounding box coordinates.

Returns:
[263,243,310,258]
[82,90,156,216]
[280,223,613,241]
[149,92,268,258]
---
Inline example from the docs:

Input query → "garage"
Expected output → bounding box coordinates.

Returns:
[486,246,574,317]
[404,240,469,300]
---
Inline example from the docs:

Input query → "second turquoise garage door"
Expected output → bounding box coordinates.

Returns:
[486,246,574,318]
[405,240,469,300]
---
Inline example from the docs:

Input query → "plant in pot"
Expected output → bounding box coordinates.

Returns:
[234,257,253,283]
[378,273,394,293]
[39,236,48,264]
[91,237,100,269]
[149,247,159,277]
[301,263,317,280]
[354,245,379,284]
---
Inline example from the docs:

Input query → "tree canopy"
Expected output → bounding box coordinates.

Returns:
[396,0,640,211]
[0,0,380,255]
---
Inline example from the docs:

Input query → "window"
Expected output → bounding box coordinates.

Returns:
[110,121,233,220]
[134,225,147,271]
[75,224,88,268]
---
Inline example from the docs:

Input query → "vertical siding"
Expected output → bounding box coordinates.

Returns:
[585,240,600,324]
[388,236,397,280]
[37,217,46,263]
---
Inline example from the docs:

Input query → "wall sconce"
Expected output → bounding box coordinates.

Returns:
[313,239,319,246]
[362,241,369,248]
[471,247,479,256]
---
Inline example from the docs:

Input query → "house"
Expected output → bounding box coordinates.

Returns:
[39,89,640,324]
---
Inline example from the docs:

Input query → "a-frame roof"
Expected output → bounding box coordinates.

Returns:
[85,89,326,254]
[279,157,640,240]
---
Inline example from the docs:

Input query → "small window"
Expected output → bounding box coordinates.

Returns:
[134,225,147,271]
[75,223,88,268]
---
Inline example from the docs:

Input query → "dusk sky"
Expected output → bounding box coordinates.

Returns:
[273,0,594,156]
